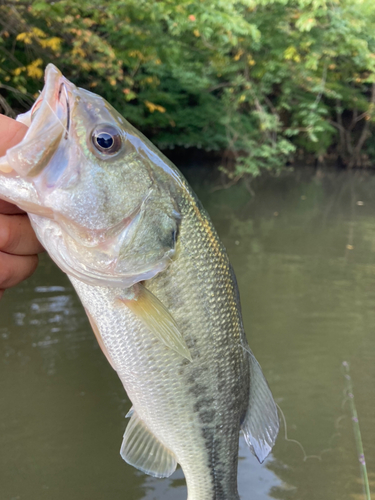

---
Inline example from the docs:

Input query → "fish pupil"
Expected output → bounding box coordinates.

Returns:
[96,133,113,149]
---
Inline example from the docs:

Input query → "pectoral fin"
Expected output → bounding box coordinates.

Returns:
[120,410,177,478]
[118,284,192,361]
[241,346,279,463]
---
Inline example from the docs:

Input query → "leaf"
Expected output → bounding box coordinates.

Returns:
[144,100,166,113]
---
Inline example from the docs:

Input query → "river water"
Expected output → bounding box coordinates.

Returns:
[1,167,374,500]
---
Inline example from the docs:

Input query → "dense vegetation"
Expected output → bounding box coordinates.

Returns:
[1,0,375,177]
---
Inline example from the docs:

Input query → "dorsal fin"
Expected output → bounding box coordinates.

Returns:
[120,410,177,478]
[241,346,279,463]
[118,284,192,361]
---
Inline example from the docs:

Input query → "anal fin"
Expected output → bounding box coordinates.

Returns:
[241,346,279,463]
[120,410,177,478]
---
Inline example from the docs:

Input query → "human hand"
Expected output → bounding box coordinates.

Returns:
[0,114,45,299]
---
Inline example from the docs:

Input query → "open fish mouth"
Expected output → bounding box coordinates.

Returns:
[25,64,71,132]
[0,64,72,177]
[30,80,71,139]
[59,82,71,138]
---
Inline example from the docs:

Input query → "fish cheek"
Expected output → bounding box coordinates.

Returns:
[105,155,153,220]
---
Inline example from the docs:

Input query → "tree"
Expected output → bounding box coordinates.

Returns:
[1,0,375,175]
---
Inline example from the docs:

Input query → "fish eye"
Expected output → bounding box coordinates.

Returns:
[91,125,122,156]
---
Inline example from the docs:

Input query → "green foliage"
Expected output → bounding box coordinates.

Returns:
[1,0,375,175]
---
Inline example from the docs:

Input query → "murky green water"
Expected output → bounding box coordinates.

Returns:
[1,168,375,500]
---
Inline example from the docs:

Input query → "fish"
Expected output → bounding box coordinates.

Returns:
[0,64,279,500]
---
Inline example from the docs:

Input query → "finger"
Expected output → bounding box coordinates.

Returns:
[0,199,25,215]
[0,116,28,215]
[0,213,44,255]
[0,252,38,289]
[0,114,28,157]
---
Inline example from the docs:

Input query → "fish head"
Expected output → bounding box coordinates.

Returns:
[0,64,182,287]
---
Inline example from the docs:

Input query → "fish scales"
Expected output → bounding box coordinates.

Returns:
[72,188,250,500]
[0,64,279,500]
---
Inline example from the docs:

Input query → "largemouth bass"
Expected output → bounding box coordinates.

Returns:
[0,65,278,500]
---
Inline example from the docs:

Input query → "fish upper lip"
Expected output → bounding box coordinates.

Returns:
[29,65,72,140]
[1,64,74,179]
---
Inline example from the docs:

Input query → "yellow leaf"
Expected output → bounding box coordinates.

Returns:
[193,29,200,37]
[16,32,33,44]
[26,58,43,79]
[40,37,62,52]
[144,100,166,113]
[284,46,301,63]
[31,27,46,38]
[13,66,25,76]
[156,104,166,113]
[128,50,144,61]
[284,46,298,60]
[234,49,244,61]
[72,46,86,58]
[247,55,255,66]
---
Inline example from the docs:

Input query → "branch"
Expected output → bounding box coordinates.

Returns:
[348,82,375,167]
[314,63,327,108]
[0,93,15,116]
[208,81,233,93]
